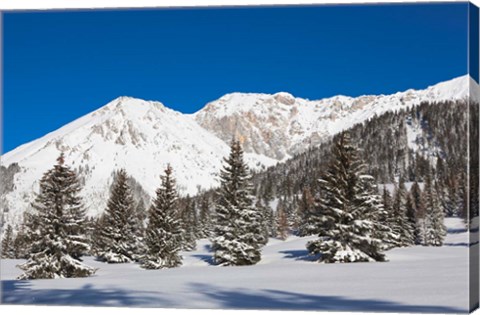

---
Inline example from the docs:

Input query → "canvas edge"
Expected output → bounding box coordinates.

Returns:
[469,1,480,313]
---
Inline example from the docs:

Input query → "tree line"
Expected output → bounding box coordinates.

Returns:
[2,99,475,278]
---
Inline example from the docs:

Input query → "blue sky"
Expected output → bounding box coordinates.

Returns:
[2,3,469,153]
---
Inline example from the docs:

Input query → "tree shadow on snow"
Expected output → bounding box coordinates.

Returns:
[189,283,466,313]
[203,243,212,252]
[447,227,468,234]
[1,280,166,307]
[279,249,320,262]
[191,254,215,265]
[443,242,471,247]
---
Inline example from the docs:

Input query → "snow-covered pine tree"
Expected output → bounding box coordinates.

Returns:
[410,181,425,244]
[297,187,320,236]
[12,212,38,259]
[142,165,184,269]
[357,175,397,258]
[410,182,423,215]
[179,196,197,251]
[442,178,458,217]
[198,195,212,238]
[211,139,265,266]
[96,168,139,263]
[422,170,447,246]
[62,176,90,260]
[83,216,96,255]
[13,226,29,259]
[456,172,468,220]
[265,203,276,238]
[405,193,417,240]
[17,153,95,279]
[306,132,386,263]
[1,224,15,258]
[276,201,289,240]
[256,199,272,244]
[375,186,400,249]
[391,178,415,246]
[132,199,147,253]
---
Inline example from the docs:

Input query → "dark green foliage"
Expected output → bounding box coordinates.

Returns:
[421,170,447,246]
[170,100,470,257]
[178,196,198,251]
[198,195,212,238]
[469,100,479,222]
[306,133,386,263]
[391,178,415,246]
[96,169,139,263]
[1,224,15,258]
[249,100,467,211]
[18,153,95,279]
[212,140,265,266]
[142,165,184,269]
[379,187,401,249]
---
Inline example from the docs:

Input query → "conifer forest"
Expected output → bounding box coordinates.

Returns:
[1,97,478,312]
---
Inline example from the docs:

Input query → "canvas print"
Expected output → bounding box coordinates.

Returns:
[0,2,479,313]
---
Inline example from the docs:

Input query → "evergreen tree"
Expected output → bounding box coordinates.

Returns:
[179,196,197,251]
[422,171,447,246]
[359,177,397,257]
[456,172,468,220]
[275,201,289,240]
[18,154,95,279]
[379,186,400,249]
[142,165,184,269]
[132,199,147,253]
[297,187,318,236]
[265,203,277,238]
[83,216,97,255]
[96,169,139,263]
[12,211,38,259]
[442,179,458,217]
[256,199,273,244]
[1,224,15,259]
[13,226,29,259]
[405,193,418,242]
[198,196,212,238]
[287,195,301,232]
[211,140,265,266]
[306,133,386,263]
[391,178,415,246]
[410,182,424,216]
[410,181,425,244]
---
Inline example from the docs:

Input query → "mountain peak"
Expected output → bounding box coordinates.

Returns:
[273,92,296,105]
[194,74,472,160]
[1,74,473,229]
[104,96,167,112]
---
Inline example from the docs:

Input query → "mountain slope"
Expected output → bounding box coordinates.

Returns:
[0,96,276,224]
[0,75,476,227]
[193,75,475,160]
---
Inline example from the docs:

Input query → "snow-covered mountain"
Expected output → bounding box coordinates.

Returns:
[0,97,277,224]
[0,75,476,226]
[194,75,477,160]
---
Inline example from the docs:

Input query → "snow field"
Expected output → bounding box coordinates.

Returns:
[1,218,472,313]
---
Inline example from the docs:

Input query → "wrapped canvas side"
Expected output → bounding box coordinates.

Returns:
[469,2,480,312]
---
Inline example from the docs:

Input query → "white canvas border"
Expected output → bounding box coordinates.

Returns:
[0,1,477,315]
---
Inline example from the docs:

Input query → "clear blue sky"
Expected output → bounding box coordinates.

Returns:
[2,3,469,153]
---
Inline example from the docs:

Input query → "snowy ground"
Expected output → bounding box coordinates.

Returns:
[1,218,474,313]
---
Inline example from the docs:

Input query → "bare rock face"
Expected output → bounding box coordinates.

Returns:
[194,75,472,161]
[273,92,296,105]
[194,92,343,160]
[0,75,472,230]
[193,93,299,160]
